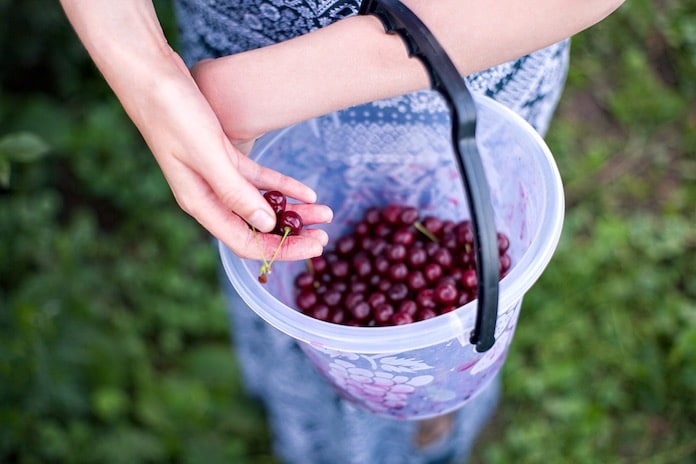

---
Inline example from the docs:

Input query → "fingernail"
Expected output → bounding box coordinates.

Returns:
[308,189,318,203]
[249,209,276,232]
[318,230,329,246]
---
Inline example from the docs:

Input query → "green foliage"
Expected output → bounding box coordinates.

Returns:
[1,1,695,463]
[0,132,50,187]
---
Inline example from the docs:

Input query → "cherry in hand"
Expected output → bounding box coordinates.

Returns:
[264,190,287,215]
[276,210,303,236]
[255,191,304,283]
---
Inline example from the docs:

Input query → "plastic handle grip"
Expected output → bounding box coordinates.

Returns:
[359,0,499,352]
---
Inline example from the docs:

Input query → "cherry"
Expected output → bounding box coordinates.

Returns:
[296,290,317,311]
[330,309,347,325]
[352,254,373,277]
[388,262,409,282]
[497,232,510,253]
[392,227,416,246]
[374,303,395,326]
[406,246,428,268]
[309,256,328,274]
[330,259,350,279]
[386,244,407,262]
[350,301,372,322]
[263,190,286,215]
[434,281,459,305]
[336,235,357,256]
[431,248,453,269]
[500,253,512,275]
[344,292,365,309]
[461,269,478,290]
[398,300,418,316]
[406,270,427,291]
[417,307,438,321]
[308,303,331,322]
[416,288,437,309]
[391,312,414,325]
[454,221,474,246]
[387,282,409,302]
[294,271,315,290]
[423,263,443,283]
[399,206,419,225]
[322,288,343,307]
[421,216,444,236]
[381,204,403,225]
[364,206,381,225]
[276,210,303,236]
[374,256,391,275]
[368,292,387,309]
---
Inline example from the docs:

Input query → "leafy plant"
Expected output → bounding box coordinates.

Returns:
[0,132,50,187]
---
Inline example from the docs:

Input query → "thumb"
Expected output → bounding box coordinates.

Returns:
[204,150,277,233]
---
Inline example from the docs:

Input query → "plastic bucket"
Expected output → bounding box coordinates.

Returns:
[220,94,564,420]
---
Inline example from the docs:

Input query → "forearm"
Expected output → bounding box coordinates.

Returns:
[193,0,625,141]
[59,0,190,128]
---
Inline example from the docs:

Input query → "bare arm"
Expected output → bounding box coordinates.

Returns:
[59,0,332,260]
[193,0,625,141]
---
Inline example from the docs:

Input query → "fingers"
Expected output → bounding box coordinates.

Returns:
[285,202,333,226]
[236,154,318,205]
[195,133,329,235]
[250,227,330,261]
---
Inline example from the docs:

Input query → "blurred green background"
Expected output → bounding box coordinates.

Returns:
[1,0,695,463]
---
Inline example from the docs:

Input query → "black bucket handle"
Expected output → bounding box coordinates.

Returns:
[359,0,500,352]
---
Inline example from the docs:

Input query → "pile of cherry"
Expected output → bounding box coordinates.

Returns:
[291,203,512,327]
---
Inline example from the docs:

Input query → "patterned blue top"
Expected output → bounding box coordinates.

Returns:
[174,0,570,134]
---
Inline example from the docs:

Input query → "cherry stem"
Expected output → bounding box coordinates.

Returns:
[261,226,291,276]
[251,225,270,276]
[413,221,439,243]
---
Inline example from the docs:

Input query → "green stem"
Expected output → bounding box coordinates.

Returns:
[413,221,439,243]
[264,227,291,275]
[251,225,270,275]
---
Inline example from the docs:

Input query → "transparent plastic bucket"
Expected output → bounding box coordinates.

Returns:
[220,94,564,420]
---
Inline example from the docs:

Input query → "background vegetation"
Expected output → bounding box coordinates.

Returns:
[1,0,694,463]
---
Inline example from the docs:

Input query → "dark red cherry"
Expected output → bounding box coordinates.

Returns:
[461,269,478,290]
[263,190,286,215]
[277,210,303,235]
[381,204,402,225]
[374,303,395,326]
[497,232,510,253]
[434,281,458,305]
[391,312,414,325]
[399,206,419,225]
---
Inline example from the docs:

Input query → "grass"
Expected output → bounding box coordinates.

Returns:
[1,0,695,463]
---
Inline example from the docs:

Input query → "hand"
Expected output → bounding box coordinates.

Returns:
[140,56,333,260]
